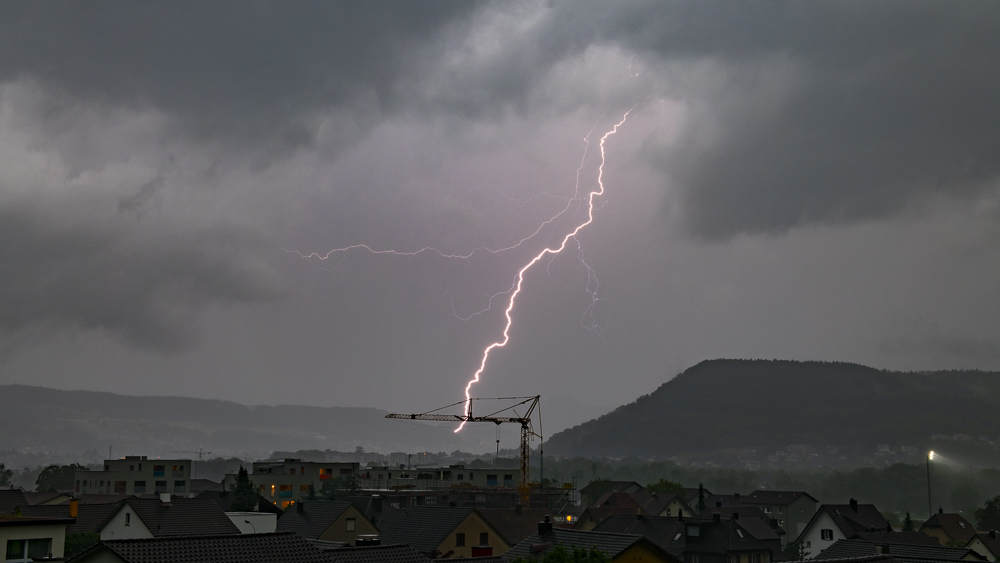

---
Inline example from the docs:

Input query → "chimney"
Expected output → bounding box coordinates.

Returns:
[732,512,740,520]
[538,515,553,536]
[678,508,683,518]
[297,501,305,514]
[472,545,494,557]
[716,501,722,507]
[69,499,79,518]
[713,513,721,523]
[159,493,171,506]
[849,498,858,513]
[372,495,382,514]
[938,508,944,514]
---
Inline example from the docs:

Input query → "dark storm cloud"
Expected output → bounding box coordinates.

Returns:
[0,203,281,351]
[0,1,482,142]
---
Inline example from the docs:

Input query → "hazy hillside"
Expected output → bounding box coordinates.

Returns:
[0,385,483,461]
[545,360,1000,459]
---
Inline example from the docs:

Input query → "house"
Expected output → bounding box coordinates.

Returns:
[480,507,567,545]
[17,499,122,535]
[342,495,405,530]
[74,456,193,497]
[196,489,284,516]
[357,464,522,492]
[576,492,648,531]
[97,495,241,540]
[505,516,680,563]
[812,538,984,562]
[635,491,696,519]
[679,515,774,563]
[921,511,979,546]
[850,532,942,547]
[590,514,686,559]
[1,513,75,562]
[696,507,786,561]
[226,511,277,534]
[740,491,818,543]
[0,489,73,513]
[276,500,379,545]
[966,531,1000,562]
[66,531,337,563]
[795,500,890,558]
[221,459,358,509]
[378,505,511,558]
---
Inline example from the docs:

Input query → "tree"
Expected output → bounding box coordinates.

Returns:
[64,533,100,558]
[35,464,88,492]
[509,545,611,563]
[974,495,1000,532]
[697,482,706,513]
[306,482,318,500]
[0,463,13,487]
[230,467,258,512]
[647,478,685,496]
[783,542,810,561]
[902,511,915,531]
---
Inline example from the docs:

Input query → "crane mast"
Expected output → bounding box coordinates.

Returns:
[386,395,541,505]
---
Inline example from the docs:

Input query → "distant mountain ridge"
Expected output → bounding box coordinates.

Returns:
[545,359,1000,458]
[0,384,479,460]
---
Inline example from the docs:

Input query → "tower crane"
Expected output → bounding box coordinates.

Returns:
[386,395,541,505]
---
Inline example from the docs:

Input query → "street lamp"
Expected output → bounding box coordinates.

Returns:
[244,520,256,534]
[926,451,934,518]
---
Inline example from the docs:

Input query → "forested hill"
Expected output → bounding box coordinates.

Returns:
[545,360,1000,459]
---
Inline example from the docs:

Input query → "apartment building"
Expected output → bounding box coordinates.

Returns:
[221,459,359,509]
[357,464,521,491]
[72,456,192,496]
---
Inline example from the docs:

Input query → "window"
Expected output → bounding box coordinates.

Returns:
[300,485,310,492]
[114,481,127,494]
[672,533,682,541]
[959,522,967,529]
[456,533,466,547]
[125,513,131,525]
[5,538,52,562]
[279,485,292,498]
[81,481,88,493]
[687,526,700,537]
[736,529,745,539]
[378,474,384,480]
[290,468,296,475]
[821,529,833,541]
[504,475,514,487]
[75,480,80,493]
[174,480,186,492]
[480,532,489,546]
[779,520,785,526]
[346,518,356,532]
[778,507,784,514]
[763,507,772,513]
[172,465,184,477]
[301,466,305,474]
[271,484,275,497]
[153,465,165,477]
[99,480,105,493]
[487,475,498,486]
[457,473,464,480]
[155,481,167,492]
[666,508,672,516]
[751,554,762,563]
[728,556,740,563]
[129,465,134,471]
[691,555,700,563]
[134,481,146,493]
[339,468,352,476]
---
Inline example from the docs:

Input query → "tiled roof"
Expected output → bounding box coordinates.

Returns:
[921,514,978,544]
[0,489,29,513]
[631,491,688,517]
[341,496,404,530]
[328,543,433,563]
[108,497,242,537]
[437,556,503,563]
[815,539,979,563]
[591,515,686,556]
[850,533,941,547]
[276,501,354,540]
[685,519,772,556]
[579,482,643,495]
[704,495,744,508]
[480,508,559,545]
[595,491,644,512]
[379,506,476,555]
[504,527,673,561]
[818,505,891,537]
[22,491,70,505]
[696,507,782,541]
[969,533,1000,558]
[70,531,336,563]
[196,490,284,515]
[18,502,122,534]
[742,491,817,506]
[189,479,224,493]
[77,493,136,504]
[0,514,75,527]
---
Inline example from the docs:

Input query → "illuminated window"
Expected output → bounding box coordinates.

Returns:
[279,485,292,498]
[300,485,310,492]
[172,465,184,477]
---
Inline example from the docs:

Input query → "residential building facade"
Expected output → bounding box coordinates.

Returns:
[221,459,359,509]
[73,457,192,497]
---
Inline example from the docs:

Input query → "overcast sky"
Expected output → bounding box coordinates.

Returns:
[2,1,999,437]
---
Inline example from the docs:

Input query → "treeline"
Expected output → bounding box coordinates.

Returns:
[534,457,1000,521]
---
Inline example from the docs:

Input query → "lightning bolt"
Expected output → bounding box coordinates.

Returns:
[456,111,632,431]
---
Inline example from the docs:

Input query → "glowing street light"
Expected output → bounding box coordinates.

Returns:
[926,451,935,517]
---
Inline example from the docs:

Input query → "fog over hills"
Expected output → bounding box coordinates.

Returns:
[545,359,1000,460]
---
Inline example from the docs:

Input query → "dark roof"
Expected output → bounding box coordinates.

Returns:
[631,491,690,517]
[921,514,978,544]
[799,504,890,542]
[341,496,405,530]
[814,539,980,563]
[480,508,559,545]
[379,506,477,555]
[595,492,644,512]
[437,557,503,563]
[77,494,134,505]
[105,497,241,537]
[851,533,941,547]
[579,482,643,495]
[329,543,433,563]
[685,519,772,556]
[696,507,783,541]
[195,490,284,515]
[0,514,75,527]
[276,501,355,540]
[189,479,224,493]
[742,491,817,506]
[705,495,744,508]
[68,531,336,563]
[0,489,29,513]
[18,502,122,534]
[504,527,677,562]
[22,491,71,505]
[591,515,686,557]
[683,488,711,504]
